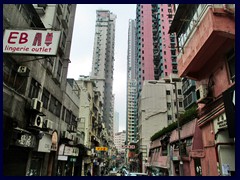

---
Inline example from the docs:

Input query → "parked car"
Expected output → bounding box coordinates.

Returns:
[109,171,118,176]
[122,169,130,176]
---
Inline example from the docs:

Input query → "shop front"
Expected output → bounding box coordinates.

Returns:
[26,131,57,176]
[4,127,37,176]
[57,144,79,176]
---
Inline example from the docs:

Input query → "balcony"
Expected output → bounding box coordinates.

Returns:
[183,92,197,109]
[177,7,235,80]
[182,79,196,95]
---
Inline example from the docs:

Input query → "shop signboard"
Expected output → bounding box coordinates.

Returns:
[64,146,73,156]
[3,29,61,56]
[37,133,52,153]
[213,113,228,131]
[95,147,108,151]
[121,145,135,149]
[11,128,36,148]
[15,133,36,148]
[58,144,65,155]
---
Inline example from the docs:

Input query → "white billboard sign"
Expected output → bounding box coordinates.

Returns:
[3,29,61,56]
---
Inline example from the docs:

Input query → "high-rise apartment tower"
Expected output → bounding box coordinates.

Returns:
[91,10,117,137]
[126,19,138,144]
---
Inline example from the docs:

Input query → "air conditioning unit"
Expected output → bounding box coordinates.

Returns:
[32,115,43,128]
[196,84,208,103]
[31,98,43,112]
[62,131,69,139]
[17,66,28,73]
[44,119,53,130]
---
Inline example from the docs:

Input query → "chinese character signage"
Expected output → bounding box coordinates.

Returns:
[3,29,61,56]
[121,145,135,149]
[95,147,108,151]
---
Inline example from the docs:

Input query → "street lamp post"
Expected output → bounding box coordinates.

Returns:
[173,82,183,176]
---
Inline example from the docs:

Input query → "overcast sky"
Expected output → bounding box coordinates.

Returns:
[67,4,136,132]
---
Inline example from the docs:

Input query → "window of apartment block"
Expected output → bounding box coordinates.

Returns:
[62,106,66,121]
[167,102,171,109]
[42,88,50,109]
[227,48,235,83]
[49,96,61,117]
[166,90,170,95]
[178,89,182,95]
[28,78,41,99]
[3,55,27,95]
[56,101,61,117]
[179,101,183,108]
[57,60,62,80]
[168,115,172,120]
[71,115,77,126]
[65,109,71,124]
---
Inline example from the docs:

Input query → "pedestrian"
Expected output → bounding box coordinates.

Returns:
[87,170,91,176]
[101,169,104,176]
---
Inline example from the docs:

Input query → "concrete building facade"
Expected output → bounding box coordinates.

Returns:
[114,112,119,134]
[126,19,138,145]
[114,130,127,154]
[138,74,184,172]
[3,4,79,176]
[169,4,235,176]
[90,10,117,139]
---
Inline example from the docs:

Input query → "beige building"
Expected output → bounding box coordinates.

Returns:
[138,74,184,172]
[114,130,126,153]
[77,76,113,176]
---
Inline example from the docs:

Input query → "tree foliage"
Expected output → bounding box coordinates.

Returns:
[150,105,197,141]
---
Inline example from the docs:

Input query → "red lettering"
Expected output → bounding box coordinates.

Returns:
[45,33,53,46]
[19,33,28,44]
[8,32,19,44]
[32,33,42,46]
